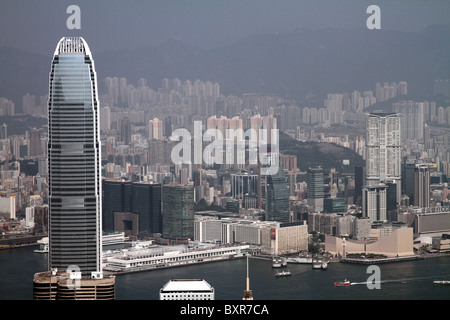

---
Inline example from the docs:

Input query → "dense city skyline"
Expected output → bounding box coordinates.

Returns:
[0,0,449,305]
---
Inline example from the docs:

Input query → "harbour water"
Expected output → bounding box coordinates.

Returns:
[1,245,449,300]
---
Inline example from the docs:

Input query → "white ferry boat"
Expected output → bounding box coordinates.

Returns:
[286,257,313,264]
[103,244,249,273]
[272,257,282,268]
[312,256,328,270]
[275,270,291,277]
[34,237,49,253]
[433,280,450,286]
[312,260,328,270]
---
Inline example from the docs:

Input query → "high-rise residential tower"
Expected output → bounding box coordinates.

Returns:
[392,100,424,142]
[365,112,402,200]
[47,37,103,279]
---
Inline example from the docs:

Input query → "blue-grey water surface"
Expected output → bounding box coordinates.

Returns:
[1,246,449,300]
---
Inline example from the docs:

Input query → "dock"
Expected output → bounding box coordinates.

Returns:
[340,255,424,264]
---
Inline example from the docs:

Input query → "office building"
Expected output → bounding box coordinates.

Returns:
[414,164,430,208]
[265,170,290,222]
[34,37,114,299]
[120,117,131,145]
[354,166,364,205]
[102,179,162,237]
[362,184,388,221]
[385,180,400,214]
[402,161,416,204]
[102,180,126,232]
[307,167,324,212]
[131,182,162,235]
[46,37,103,278]
[0,123,7,139]
[324,198,346,213]
[162,184,195,241]
[231,173,258,200]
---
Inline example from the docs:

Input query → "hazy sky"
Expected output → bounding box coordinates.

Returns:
[1,0,449,55]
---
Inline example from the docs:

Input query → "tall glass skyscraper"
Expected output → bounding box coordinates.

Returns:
[47,37,102,279]
[307,167,324,212]
[265,170,290,222]
[162,184,194,241]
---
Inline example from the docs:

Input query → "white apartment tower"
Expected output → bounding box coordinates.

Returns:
[365,112,402,199]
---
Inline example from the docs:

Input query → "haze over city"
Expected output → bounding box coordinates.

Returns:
[2,0,449,53]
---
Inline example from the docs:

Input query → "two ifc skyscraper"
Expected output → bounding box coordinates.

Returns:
[47,37,102,279]
[34,37,114,300]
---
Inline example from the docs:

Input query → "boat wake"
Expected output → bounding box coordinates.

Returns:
[348,276,436,286]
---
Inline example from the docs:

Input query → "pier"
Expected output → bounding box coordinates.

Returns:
[340,255,424,264]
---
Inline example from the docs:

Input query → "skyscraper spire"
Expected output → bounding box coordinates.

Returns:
[242,253,253,300]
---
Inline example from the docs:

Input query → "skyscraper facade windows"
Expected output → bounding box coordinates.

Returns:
[307,167,324,212]
[414,164,430,208]
[362,184,387,221]
[162,184,195,241]
[102,180,162,236]
[265,170,290,222]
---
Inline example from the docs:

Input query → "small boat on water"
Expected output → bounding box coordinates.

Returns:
[312,257,328,270]
[433,280,450,286]
[334,279,351,287]
[34,237,49,253]
[272,257,282,268]
[286,257,313,264]
[276,270,291,277]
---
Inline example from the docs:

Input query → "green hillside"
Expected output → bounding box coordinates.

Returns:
[279,132,364,173]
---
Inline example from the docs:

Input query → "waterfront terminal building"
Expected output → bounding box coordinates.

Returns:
[160,279,215,300]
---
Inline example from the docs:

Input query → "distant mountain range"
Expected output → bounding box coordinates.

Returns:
[0,25,449,108]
